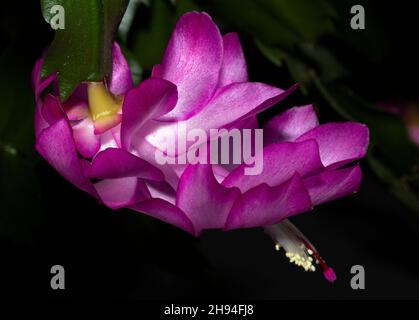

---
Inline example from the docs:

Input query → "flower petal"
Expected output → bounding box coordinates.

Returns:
[222,140,324,193]
[296,122,369,168]
[132,198,195,235]
[143,82,288,157]
[32,57,57,101]
[145,180,177,205]
[176,164,241,234]
[304,164,362,206]
[264,105,319,145]
[157,12,223,120]
[121,78,178,150]
[72,117,101,159]
[89,148,164,181]
[41,94,65,125]
[187,82,284,130]
[225,174,312,230]
[64,98,89,121]
[95,177,150,209]
[218,32,248,87]
[34,100,49,139]
[36,118,97,196]
[109,42,133,96]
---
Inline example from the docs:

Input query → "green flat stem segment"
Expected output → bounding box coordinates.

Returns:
[40,0,129,102]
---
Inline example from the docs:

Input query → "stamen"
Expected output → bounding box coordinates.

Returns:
[265,220,336,282]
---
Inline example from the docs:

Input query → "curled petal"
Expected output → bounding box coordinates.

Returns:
[41,94,65,125]
[72,117,101,159]
[109,42,133,96]
[121,78,178,150]
[145,180,177,205]
[157,11,223,120]
[264,105,319,145]
[32,57,57,101]
[304,164,362,206]
[143,82,288,157]
[34,100,49,139]
[296,122,369,169]
[95,177,150,209]
[132,198,195,235]
[187,82,285,130]
[218,33,248,87]
[222,140,324,193]
[64,99,89,121]
[225,174,312,230]
[36,119,97,197]
[89,148,164,181]
[177,164,241,234]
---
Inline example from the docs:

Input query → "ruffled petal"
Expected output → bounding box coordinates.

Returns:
[145,180,177,205]
[222,140,324,193]
[32,57,57,101]
[41,94,65,125]
[109,42,133,96]
[220,115,259,172]
[95,177,150,209]
[132,198,195,235]
[143,82,289,157]
[128,138,182,190]
[121,78,178,150]
[71,117,101,158]
[157,12,223,120]
[304,164,362,206]
[225,174,312,230]
[36,118,97,196]
[186,82,285,129]
[89,148,164,181]
[218,33,248,87]
[64,99,89,121]
[296,122,369,169]
[176,164,240,234]
[34,100,49,139]
[264,105,319,145]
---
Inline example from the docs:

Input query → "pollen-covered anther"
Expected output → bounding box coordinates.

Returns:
[265,220,336,281]
[285,251,316,272]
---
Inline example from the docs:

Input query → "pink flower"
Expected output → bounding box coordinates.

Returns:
[33,12,369,282]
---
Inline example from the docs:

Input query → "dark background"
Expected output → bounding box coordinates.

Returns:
[1,0,419,300]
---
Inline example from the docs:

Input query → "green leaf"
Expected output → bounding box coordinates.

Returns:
[40,0,129,101]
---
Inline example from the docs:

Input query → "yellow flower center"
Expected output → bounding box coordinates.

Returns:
[87,82,123,133]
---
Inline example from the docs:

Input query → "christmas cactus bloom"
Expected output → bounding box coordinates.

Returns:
[33,12,369,282]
